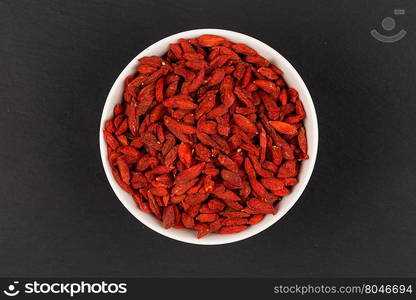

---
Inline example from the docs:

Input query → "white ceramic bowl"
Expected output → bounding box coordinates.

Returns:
[99,29,318,245]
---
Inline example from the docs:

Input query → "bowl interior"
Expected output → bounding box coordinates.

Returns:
[99,29,318,245]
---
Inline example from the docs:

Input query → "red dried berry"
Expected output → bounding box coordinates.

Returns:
[104,35,308,238]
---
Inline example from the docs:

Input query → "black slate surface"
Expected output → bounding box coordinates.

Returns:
[0,0,415,277]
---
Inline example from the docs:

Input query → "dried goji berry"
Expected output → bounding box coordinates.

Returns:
[162,205,176,228]
[277,160,298,178]
[218,225,248,234]
[196,213,219,223]
[178,143,193,168]
[117,156,130,185]
[198,34,227,47]
[231,43,257,56]
[218,154,239,173]
[298,126,307,154]
[248,198,276,215]
[104,34,308,238]
[221,169,243,188]
[223,217,248,226]
[163,95,198,109]
[233,113,258,134]
[247,214,264,224]
[175,162,205,184]
[181,213,195,228]
[269,120,298,135]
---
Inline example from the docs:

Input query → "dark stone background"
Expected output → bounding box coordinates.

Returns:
[1,0,415,277]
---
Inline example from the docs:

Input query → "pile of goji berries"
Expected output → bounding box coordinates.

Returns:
[103,34,308,238]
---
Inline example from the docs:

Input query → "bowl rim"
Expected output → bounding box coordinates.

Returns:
[99,28,318,245]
